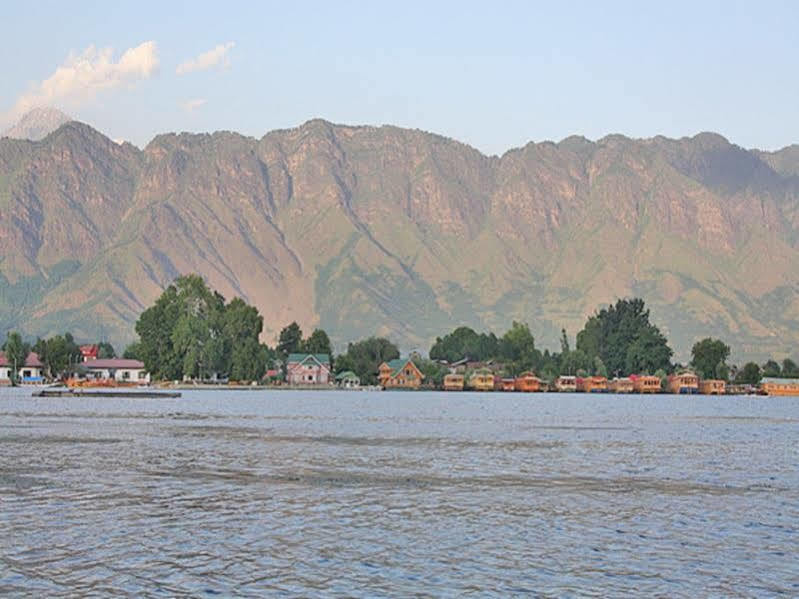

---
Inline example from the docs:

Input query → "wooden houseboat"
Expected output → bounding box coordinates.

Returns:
[699,379,726,395]
[443,373,465,391]
[760,378,799,396]
[468,370,496,391]
[668,372,699,394]
[609,377,634,393]
[514,372,542,392]
[631,374,661,393]
[500,378,516,391]
[576,376,609,393]
[555,375,577,392]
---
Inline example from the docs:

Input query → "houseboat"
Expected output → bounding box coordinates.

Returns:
[514,372,542,392]
[500,378,516,392]
[576,376,609,393]
[668,372,700,394]
[443,373,465,391]
[699,379,726,395]
[760,377,799,396]
[468,370,496,391]
[609,377,634,393]
[631,374,661,393]
[555,375,577,392]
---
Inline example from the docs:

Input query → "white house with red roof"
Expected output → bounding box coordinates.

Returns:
[82,358,150,384]
[0,352,44,384]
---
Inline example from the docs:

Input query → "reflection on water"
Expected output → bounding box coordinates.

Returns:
[1,389,798,596]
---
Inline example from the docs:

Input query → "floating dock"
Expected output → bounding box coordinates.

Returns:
[32,388,181,399]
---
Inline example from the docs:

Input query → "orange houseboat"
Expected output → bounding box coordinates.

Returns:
[576,376,609,393]
[609,377,634,393]
[631,374,661,393]
[699,379,726,395]
[668,372,699,394]
[555,376,577,392]
[514,372,542,392]
[443,373,464,391]
[760,378,799,396]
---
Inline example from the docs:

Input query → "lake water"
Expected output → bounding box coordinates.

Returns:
[1,388,797,597]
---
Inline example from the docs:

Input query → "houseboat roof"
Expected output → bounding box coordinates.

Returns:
[83,358,145,369]
[761,377,799,385]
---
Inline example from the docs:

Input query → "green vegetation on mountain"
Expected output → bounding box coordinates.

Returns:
[2,119,799,362]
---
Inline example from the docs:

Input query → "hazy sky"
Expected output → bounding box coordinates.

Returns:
[2,0,797,154]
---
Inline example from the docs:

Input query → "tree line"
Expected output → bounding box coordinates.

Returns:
[3,277,797,386]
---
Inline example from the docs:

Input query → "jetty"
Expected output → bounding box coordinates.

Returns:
[32,388,181,399]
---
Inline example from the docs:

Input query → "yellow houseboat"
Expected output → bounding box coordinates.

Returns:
[576,376,609,393]
[609,377,634,393]
[668,372,700,395]
[443,373,464,391]
[631,375,661,393]
[760,378,799,396]
[468,370,496,391]
[514,372,542,392]
[699,379,726,395]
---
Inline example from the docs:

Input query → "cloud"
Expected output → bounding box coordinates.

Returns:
[2,41,159,126]
[176,42,234,75]
[182,98,208,112]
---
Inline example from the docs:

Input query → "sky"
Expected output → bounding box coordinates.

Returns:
[1,0,798,155]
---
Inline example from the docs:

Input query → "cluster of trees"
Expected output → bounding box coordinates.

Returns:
[128,275,272,382]
[2,331,116,383]
[428,299,674,380]
[276,322,333,362]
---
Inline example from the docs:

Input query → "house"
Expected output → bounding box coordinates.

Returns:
[668,372,699,394]
[555,375,577,392]
[80,344,99,362]
[378,358,424,389]
[514,372,542,392]
[609,377,634,393]
[0,352,44,384]
[286,354,331,385]
[335,370,361,389]
[577,376,609,393]
[443,373,464,391]
[631,374,662,393]
[83,358,150,384]
[699,379,726,395]
[759,377,799,396]
[467,369,495,391]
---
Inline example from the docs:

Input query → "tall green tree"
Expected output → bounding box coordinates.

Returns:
[4,331,27,385]
[97,342,116,359]
[500,321,541,375]
[735,362,762,385]
[782,358,799,378]
[691,338,731,379]
[334,337,399,385]
[577,298,672,375]
[303,328,332,357]
[762,360,781,377]
[277,322,303,358]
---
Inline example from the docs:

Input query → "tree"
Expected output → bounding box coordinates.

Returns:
[277,322,303,358]
[593,356,608,378]
[335,337,399,385]
[560,328,570,355]
[735,362,762,385]
[762,359,781,378]
[123,342,142,360]
[577,298,672,376]
[4,331,27,385]
[691,338,731,379]
[303,328,332,357]
[429,326,499,363]
[500,321,541,375]
[782,358,799,378]
[560,348,591,376]
[98,342,116,359]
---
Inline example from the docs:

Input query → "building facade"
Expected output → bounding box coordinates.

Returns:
[286,354,331,385]
[83,358,150,383]
[379,358,424,389]
[0,352,44,384]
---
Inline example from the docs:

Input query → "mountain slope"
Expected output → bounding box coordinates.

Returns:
[2,107,72,141]
[1,120,798,362]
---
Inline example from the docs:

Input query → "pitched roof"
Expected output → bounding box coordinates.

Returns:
[383,358,423,378]
[762,377,799,384]
[335,370,360,380]
[287,353,331,366]
[0,351,42,368]
[83,358,145,369]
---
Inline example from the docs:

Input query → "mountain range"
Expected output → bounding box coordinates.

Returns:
[2,113,799,361]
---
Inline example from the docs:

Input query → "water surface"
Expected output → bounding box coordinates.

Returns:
[1,388,797,596]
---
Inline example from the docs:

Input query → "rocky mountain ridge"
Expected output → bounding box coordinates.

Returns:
[1,118,798,361]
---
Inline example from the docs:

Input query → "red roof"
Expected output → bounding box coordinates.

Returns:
[0,351,43,368]
[80,344,99,360]
[83,358,145,370]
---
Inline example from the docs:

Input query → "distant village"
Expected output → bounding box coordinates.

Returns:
[3,275,799,397]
